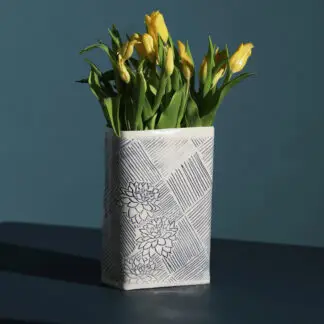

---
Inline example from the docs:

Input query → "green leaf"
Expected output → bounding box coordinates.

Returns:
[148,112,158,130]
[168,35,174,51]
[112,24,122,43]
[77,70,115,84]
[223,45,232,84]
[171,67,182,91]
[176,83,189,127]
[168,35,180,68]
[129,57,139,69]
[148,84,157,96]
[164,79,173,109]
[212,54,227,76]
[185,41,196,92]
[134,63,147,130]
[158,35,165,68]
[80,43,109,55]
[135,73,146,130]
[201,72,255,126]
[202,36,215,97]
[99,70,116,97]
[101,69,115,81]
[148,64,159,89]
[84,58,102,77]
[119,97,126,131]
[166,77,172,94]
[149,73,168,119]
[85,62,116,98]
[124,96,135,131]
[185,95,202,127]
[219,72,255,106]
[102,95,121,136]
[80,43,118,70]
[142,96,153,122]
[88,67,105,100]
[88,68,112,128]
[156,86,185,129]
[112,96,121,135]
[185,41,194,66]
[75,78,88,84]
[108,27,121,51]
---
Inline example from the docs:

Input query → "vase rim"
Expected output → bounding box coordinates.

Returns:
[106,126,214,139]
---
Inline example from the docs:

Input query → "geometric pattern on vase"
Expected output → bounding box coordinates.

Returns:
[101,127,214,290]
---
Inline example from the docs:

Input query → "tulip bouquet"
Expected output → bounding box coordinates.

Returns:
[78,11,254,137]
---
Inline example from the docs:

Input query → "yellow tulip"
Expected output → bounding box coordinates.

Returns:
[142,33,156,62]
[130,33,141,42]
[165,46,174,76]
[117,54,130,83]
[211,69,226,88]
[131,33,146,57]
[145,11,169,44]
[120,40,138,61]
[199,55,208,83]
[211,48,227,87]
[131,33,156,63]
[229,43,254,73]
[177,40,194,80]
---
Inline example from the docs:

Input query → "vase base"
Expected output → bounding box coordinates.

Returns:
[101,274,210,291]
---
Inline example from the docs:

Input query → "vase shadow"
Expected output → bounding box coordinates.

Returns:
[0,318,59,324]
[0,222,102,286]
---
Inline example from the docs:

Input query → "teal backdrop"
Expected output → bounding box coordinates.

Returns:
[0,0,323,247]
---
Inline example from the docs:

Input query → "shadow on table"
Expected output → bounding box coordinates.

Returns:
[0,222,102,286]
[0,318,59,324]
[0,222,213,323]
[1,222,324,324]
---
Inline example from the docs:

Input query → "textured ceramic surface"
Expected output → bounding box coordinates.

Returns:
[101,127,214,290]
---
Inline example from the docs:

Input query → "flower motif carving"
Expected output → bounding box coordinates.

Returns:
[119,182,160,224]
[137,218,178,258]
[124,256,157,284]
[118,182,179,285]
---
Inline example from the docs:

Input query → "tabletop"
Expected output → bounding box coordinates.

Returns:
[0,222,323,324]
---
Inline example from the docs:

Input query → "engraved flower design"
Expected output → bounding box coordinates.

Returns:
[119,182,160,224]
[124,256,157,284]
[137,218,178,258]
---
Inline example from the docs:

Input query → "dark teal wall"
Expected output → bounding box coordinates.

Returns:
[0,0,323,247]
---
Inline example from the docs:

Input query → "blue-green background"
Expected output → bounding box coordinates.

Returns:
[0,0,323,247]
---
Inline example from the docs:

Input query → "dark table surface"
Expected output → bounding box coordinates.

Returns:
[0,222,323,324]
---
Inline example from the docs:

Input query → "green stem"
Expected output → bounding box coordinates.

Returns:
[151,73,167,114]
[147,112,158,130]
[144,73,168,127]
[176,81,190,128]
[224,71,233,85]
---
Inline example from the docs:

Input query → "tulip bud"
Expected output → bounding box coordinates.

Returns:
[142,33,156,62]
[199,56,208,83]
[131,33,141,41]
[145,11,169,44]
[120,40,138,61]
[177,40,194,80]
[117,54,130,84]
[211,68,226,88]
[182,64,192,81]
[211,48,227,88]
[165,47,174,76]
[229,43,254,73]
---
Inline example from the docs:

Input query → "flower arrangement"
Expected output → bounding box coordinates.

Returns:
[78,11,254,137]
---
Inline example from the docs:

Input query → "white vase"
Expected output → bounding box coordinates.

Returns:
[101,127,214,290]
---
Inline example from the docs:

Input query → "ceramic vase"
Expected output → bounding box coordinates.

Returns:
[101,127,214,290]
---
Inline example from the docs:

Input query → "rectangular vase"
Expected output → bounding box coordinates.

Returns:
[101,127,214,290]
